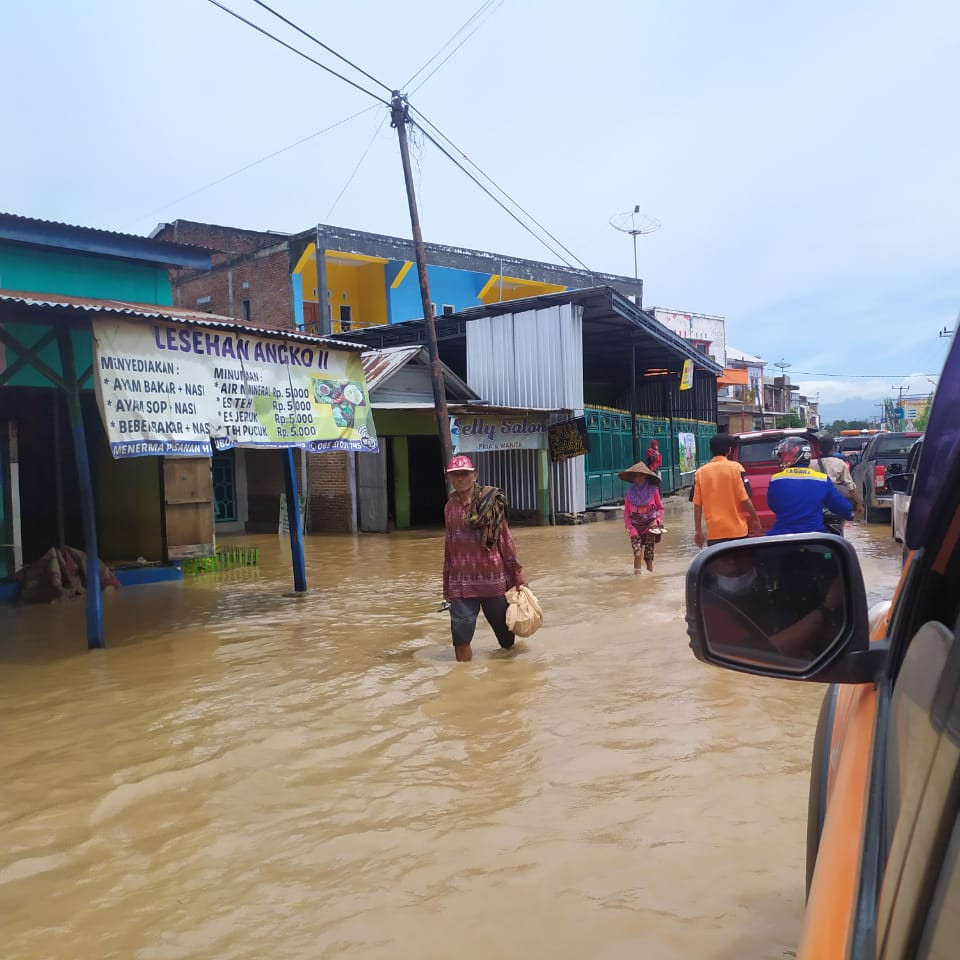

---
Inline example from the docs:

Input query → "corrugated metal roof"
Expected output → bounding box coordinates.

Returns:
[726,345,766,364]
[0,290,364,351]
[338,285,725,378]
[360,343,479,401]
[361,345,424,391]
[0,212,212,255]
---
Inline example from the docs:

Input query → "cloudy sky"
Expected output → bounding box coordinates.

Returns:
[6,0,959,421]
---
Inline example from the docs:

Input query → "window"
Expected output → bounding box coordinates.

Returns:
[339,305,352,331]
[442,304,455,316]
[241,299,251,323]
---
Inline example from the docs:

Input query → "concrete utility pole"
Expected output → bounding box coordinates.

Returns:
[390,93,454,472]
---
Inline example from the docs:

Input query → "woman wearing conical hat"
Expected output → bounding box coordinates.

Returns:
[619,461,665,574]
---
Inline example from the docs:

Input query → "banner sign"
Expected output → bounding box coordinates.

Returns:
[93,317,378,458]
[680,359,694,391]
[678,432,697,473]
[548,417,590,462]
[451,414,548,453]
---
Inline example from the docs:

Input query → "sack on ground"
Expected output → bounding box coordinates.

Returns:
[505,585,543,637]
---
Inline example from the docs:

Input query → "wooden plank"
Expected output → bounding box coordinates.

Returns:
[162,458,214,562]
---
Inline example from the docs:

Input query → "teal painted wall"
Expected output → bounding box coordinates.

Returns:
[0,244,174,390]
[0,246,172,303]
[2,325,92,389]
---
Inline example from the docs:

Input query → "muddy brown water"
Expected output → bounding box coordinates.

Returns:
[0,500,903,959]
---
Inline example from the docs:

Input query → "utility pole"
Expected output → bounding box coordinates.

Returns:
[891,384,909,430]
[390,92,454,471]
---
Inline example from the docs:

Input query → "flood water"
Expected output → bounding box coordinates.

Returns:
[0,500,904,959]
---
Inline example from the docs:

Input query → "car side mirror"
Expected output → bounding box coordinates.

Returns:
[685,535,885,683]
[885,473,911,494]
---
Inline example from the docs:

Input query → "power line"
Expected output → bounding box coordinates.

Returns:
[408,114,586,272]
[410,106,592,272]
[202,0,588,274]
[405,0,503,92]
[127,107,376,228]
[248,0,393,96]
[325,112,390,219]
[791,370,941,379]
[202,0,390,106]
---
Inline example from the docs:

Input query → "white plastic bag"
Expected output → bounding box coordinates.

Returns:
[505,585,544,638]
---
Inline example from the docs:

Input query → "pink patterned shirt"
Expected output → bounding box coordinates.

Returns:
[443,495,524,599]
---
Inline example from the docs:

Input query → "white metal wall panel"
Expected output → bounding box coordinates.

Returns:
[466,304,584,410]
[370,364,435,406]
[466,304,586,515]
[473,449,538,512]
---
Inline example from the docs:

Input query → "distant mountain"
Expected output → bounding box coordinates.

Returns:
[818,397,885,426]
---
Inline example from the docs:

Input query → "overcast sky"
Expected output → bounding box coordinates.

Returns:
[6,0,959,421]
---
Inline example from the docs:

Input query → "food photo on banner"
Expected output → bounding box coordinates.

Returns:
[92,317,378,458]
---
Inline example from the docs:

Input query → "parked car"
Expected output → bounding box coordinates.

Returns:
[851,430,923,522]
[726,427,822,531]
[890,437,923,548]
[685,328,960,959]
[836,433,876,469]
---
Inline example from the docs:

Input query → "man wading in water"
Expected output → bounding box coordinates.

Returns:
[442,455,526,662]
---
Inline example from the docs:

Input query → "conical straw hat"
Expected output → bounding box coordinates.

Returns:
[618,460,661,484]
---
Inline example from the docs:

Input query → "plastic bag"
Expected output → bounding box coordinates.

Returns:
[505,585,544,638]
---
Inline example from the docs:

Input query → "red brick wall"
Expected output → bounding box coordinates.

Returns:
[153,221,296,331]
[307,452,354,533]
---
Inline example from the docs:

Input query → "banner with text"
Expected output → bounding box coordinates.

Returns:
[93,317,378,458]
[451,414,548,453]
[548,417,590,462]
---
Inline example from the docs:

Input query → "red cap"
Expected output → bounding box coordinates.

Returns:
[446,454,476,472]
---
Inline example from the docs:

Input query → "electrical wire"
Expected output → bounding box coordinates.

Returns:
[325,112,390,219]
[202,0,390,105]
[409,115,587,272]
[411,1,504,94]
[404,0,501,90]
[790,370,941,379]
[248,0,394,96]
[203,0,587,274]
[128,106,376,228]
[410,106,593,272]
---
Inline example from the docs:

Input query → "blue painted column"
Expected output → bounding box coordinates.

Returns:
[284,448,307,592]
[57,329,105,649]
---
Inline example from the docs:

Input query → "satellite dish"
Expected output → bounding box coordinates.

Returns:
[610,206,661,279]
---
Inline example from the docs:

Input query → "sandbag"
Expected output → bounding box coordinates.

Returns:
[505,585,544,638]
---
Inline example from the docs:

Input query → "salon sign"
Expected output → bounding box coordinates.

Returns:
[450,414,548,453]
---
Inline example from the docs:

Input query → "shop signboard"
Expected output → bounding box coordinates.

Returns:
[93,317,378,458]
[548,417,590,462]
[451,414,548,453]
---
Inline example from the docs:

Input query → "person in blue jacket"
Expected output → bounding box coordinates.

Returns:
[767,437,854,536]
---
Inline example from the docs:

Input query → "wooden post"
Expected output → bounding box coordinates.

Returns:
[284,448,307,593]
[537,447,551,523]
[391,93,453,474]
[57,329,105,649]
[630,343,639,462]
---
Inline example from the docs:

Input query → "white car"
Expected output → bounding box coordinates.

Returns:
[890,437,923,547]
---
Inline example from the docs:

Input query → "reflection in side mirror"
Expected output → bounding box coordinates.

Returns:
[885,473,912,494]
[686,535,876,682]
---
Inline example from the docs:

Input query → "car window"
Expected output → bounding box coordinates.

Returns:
[735,440,780,463]
[876,617,960,958]
[875,436,922,457]
[916,810,960,958]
